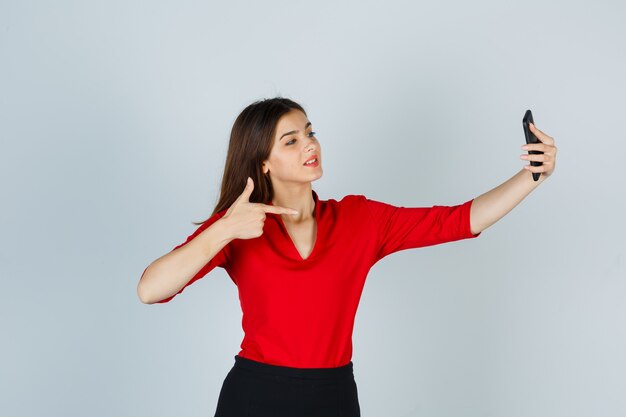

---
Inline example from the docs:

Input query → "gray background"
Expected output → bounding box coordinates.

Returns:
[2,0,625,416]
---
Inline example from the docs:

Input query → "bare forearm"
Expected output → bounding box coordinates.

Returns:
[470,168,545,234]
[137,218,234,304]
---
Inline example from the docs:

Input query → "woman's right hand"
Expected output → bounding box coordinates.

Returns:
[221,177,299,240]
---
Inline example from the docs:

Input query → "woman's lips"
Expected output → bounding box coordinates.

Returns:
[303,158,319,167]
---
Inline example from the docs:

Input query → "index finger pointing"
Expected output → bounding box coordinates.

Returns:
[260,204,299,215]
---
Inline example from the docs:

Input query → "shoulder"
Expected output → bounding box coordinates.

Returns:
[326,194,372,220]
[321,193,367,208]
[190,208,229,236]
[203,208,229,226]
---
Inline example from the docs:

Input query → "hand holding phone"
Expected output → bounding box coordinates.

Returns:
[522,109,543,181]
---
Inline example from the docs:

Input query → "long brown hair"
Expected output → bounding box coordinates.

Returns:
[192,96,308,225]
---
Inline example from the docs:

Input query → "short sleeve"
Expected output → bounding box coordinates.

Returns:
[362,196,481,263]
[154,210,231,303]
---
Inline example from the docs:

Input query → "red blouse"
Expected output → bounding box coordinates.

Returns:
[149,190,481,368]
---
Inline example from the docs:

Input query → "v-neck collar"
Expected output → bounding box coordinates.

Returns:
[268,189,321,262]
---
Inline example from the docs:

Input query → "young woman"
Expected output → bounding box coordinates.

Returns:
[137,97,557,416]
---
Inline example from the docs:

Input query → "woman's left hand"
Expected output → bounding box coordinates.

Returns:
[520,122,558,180]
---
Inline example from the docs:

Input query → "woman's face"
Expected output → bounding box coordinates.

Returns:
[262,110,322,184]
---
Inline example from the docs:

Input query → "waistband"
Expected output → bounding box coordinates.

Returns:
[233,355,354,380]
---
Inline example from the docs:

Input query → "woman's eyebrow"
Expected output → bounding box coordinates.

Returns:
[280,122,312,141]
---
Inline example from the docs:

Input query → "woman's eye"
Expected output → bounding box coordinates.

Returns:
[286,131,316,146]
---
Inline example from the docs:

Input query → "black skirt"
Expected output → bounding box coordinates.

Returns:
[214,355,361,417]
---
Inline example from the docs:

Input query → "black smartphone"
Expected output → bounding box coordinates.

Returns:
[522,109,543,181]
